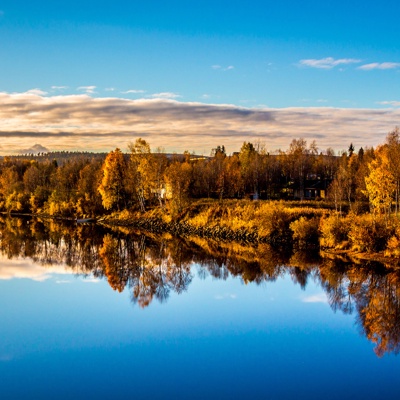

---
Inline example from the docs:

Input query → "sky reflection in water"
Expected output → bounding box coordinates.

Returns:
[0,218,399,399]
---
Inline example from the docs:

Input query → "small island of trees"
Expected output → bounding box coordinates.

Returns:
[1,130,400,259]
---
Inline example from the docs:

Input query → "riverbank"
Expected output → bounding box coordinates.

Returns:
[97,199,327,245]
[97,200,400,265]
[3,199,400,264]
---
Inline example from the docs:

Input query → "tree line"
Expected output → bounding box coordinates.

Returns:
[0,130,399,217]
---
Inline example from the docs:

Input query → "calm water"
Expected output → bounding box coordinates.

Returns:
[0,217,399,399]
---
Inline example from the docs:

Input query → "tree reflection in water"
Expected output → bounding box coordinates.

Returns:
[0,216,400,357]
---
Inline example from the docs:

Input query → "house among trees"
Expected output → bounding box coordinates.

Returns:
[304,178,330,199]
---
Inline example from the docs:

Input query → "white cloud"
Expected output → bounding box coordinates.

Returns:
[358,62,400,70]
[299,57,361,69]
[77,85,96,94]
[150,92,181,99]
[105,87,115,91]
[302,293,328,303]
[25,88,48,96]
[377,100,400,107]
[51,86,68,90]
[212,65,235,71]
[122,89,146,94]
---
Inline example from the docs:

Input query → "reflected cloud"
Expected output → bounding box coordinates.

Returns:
[0,256,72,282]
[215,293,237,300]
[302,293,328,303]
[82,277,100,283]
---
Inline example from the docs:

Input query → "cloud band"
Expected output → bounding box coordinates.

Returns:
[0,91,398,154]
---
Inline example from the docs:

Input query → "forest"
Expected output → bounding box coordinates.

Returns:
[1,130,400,256]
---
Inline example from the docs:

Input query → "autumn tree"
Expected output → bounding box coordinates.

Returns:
[354,147,374,206]
[332,152,353,210]
[239,142,256,194]
[164,161,192,215]
[49,158,88,206]
[23,160,58,212]
[0,166,26,212]
[76,159,104,216]
[222,153,243,198]
[239,141,266,196]
[191,158,213,198]
[210,146,227,199]
[314,147,338,180]
[98,148,128,211]
[385,129,400,214]
[284,139,317,200]
[364,146,395,219]
[127,138,167,211]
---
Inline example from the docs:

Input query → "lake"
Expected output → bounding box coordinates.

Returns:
[0,216,399,399]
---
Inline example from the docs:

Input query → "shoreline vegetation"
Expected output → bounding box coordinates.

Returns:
[1,132,400,264]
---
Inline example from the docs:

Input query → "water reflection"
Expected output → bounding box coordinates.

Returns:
[0,216,399,357]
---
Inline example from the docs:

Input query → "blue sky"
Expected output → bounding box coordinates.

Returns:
[1,1,400,154]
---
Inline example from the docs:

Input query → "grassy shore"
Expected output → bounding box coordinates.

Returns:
[96,199,400,264]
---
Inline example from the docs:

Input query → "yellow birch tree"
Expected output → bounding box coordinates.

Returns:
[364,147,395,219]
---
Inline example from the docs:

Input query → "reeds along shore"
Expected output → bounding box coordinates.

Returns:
[100,200,400,260]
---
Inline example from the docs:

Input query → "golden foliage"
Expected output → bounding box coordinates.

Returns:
[319,214,350,249]
[348,214,393,253]
[290,216,320,248]
[364,146,396,216]
[98,148,127,211]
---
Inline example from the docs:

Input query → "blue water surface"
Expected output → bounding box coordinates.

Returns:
[1,258,399,400]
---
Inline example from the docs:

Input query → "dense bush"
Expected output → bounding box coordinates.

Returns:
[319,214,350,249]
[290,216,320,248]
[257,204,294,245]
[348,215,394,252]
[384,227,400,257]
